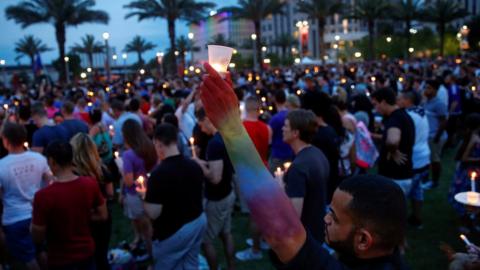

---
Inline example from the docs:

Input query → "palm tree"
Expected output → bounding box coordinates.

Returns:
[350,0,391,60]
[272,33,297,59]
[177,35,200,67]
[124,0,215,74]
[392,0,423,59]
[5,0,109,83]
[71,34,104,69]
[221,0,286,70]
[297,0,343,59]
[124,36,156,66]
[420,0,468,56]
[15,35,51,67]
[210,34,236,47]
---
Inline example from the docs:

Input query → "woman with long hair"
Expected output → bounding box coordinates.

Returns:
[120,119,157,256]
[70,133,113,270]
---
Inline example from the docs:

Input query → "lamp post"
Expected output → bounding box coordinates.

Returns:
[64,57,70,84]
[296,20,309,58]
[251,34,258,71]
[122,53,127,79]
[188,32,195,65]
[112,54,117,67]
[103,32,110,82]
[156,52,164,78]
[0,60,6,87]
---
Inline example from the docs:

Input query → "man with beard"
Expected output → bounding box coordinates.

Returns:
[273,174,409,270]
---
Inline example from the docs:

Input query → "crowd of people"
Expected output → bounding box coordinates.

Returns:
[0,55,479,270]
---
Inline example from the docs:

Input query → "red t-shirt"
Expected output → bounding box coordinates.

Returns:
[32,176,105,267]
[243,120,270,166]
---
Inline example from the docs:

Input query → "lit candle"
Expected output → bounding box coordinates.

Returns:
[3,104,8,110]
[135,175,147,198]
[471,171,477,192]
[109,125,114,137]
[189,137,197,158]
[114,151,119,159]
[283,162,291,171]
[274,167,284,181]
[23,142,29,150]
[460,234,472,246]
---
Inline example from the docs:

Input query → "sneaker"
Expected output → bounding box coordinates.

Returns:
[235,248,263,261]
[246,238,270,250]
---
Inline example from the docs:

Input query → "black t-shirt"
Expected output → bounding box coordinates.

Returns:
[205,132,234,201]
[24,122,38,145]
[312,125,340,202]
[145,155,204,241]
[272,232,409,270]
[193,124,212,160]
[284,146,329,243]
[378,109,415,180]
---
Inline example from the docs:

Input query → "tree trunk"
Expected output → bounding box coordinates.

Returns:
[254,20,263,72]
[55,22,66,83]
[88,53,94,69]
[30,54,35,78]
[168,18,177,75]
[138,52,143,66]
[368,19,375,60]
[318,18,326,60]
[405,19,411,59]
[439,23,445,57]
[282,46,287,60]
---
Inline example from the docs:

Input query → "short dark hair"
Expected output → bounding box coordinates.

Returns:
[339,175,407,251]
[89,108,102,124]
[274,90,286,104]
[1,122,27,147]
[400,91,420,106]
[425,79,440,91]
[62,101,75,115]
[129,98,140,111]
[44,141,73,167]
[286,109,317,143]
[162,113,179,128]
[18,105,31,121]
[371,88,397,105]
[245,96,260,112]
[31,103,47,117]
[154,123,178,146]
[110,99,125,112]
[195,107,207,121]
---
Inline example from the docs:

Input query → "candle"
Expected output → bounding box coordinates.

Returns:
[283,162,291,171]
[207,45,234,77]
[274,167,285,187]
[460,234,472,246]
[3,104,8,110]
[114,151,119,159]
[471,171,477,192]
[135,175,147,198]
[109,125,115,137]
[189,137,196,158]
[24,142,29,150]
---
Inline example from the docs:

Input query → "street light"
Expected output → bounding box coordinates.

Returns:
[188,32,195,65]
[251,34,258,71]
[296,20,309,57]
[0,59,6,86]
[64,57,70,84]
[334,35,340,41]
[386,37,392,43]
[103,32,111,82]
[156,52,164,77]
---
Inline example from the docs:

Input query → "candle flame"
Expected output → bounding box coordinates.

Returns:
[283,162,291,170]
[114,151,119,159]
[109,125,114,131]
[24,142,29,149]
[137,176,144,184]
[472,171,477,180]
[276,167,282,173]
[189,137,195,145]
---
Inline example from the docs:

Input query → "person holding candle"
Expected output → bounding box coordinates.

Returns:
[70,133,114,270]
[448,113,480,231]
[282,109,330,244]
[0,122,51,270]
[120,119,157,255]
[144,123,206,270]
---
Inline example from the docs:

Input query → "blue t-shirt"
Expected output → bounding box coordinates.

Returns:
[61,119,89,141]
[32,125,69,150]
[423,97,448,140]
[268,110,294,160]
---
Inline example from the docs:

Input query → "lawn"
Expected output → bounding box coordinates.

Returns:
[110,148,467,270]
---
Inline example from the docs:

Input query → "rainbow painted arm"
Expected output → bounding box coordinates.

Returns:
[200,63,306,263]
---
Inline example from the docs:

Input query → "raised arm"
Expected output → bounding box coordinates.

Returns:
[199,63,306,263]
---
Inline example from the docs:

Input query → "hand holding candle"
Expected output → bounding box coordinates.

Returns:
[460,234,473,246]
[189,137,197,158]
[135,175,147,198]
[208,45,234,77]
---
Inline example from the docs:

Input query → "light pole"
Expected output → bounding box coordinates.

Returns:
[64,57,70,84]
[0,60,6,87]
[103,32,110,82]
[156,52,164,78]
[296,20,309,58]
[251,34,257,71]
[112,54,117,67]
[188,32,195,65]
[122,53,127,79]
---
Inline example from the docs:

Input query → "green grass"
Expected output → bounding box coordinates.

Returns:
[111,148,465,270]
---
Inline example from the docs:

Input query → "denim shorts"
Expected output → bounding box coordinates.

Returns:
[3,218,36,263]
[410,166,429,201]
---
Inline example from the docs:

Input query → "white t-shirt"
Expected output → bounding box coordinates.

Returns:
[406,107,431,169]
[175,103,196,140]
[437,85,449,108]
[0,151,50,225]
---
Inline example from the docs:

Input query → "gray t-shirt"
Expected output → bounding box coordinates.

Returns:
[423,97,448,140]
[284,146,329,243]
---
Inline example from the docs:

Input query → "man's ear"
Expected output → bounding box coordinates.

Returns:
[355,228,374,253]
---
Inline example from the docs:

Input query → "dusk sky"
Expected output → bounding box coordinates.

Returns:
[0,0,237,65]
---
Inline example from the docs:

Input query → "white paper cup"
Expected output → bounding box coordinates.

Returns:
[208,45,234,76]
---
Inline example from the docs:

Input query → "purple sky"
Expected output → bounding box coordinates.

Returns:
[0,0,237,65]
